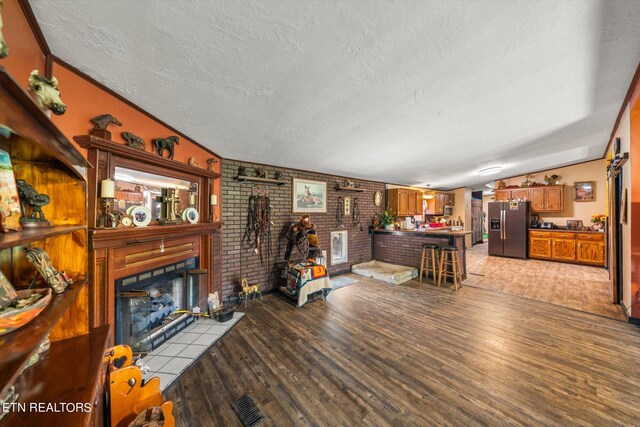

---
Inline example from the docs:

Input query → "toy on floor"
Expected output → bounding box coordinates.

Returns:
[239,277,263,306]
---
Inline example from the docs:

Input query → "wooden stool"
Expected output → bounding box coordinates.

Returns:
[437,246,463,291]
[419,243,440,285]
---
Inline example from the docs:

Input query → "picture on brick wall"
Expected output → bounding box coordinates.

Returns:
[293,178,326,213]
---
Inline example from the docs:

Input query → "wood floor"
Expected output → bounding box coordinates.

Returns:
[465,243,626,321]
[165,275,640,426]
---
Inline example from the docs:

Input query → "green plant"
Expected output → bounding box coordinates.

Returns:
[378,207,398,227]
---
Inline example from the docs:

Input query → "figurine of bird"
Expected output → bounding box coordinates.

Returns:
[544,174,559,185]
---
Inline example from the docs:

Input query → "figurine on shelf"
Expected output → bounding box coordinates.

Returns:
[238,166,248,176]
[274,171,283,180]
[121,132,146,151]
[255,167,266,178]
[16,179,52,228]
[496,179,506,189]
[90,114,122,140]
[0,0,8,59]
[24,247,73,294]
[27,70,66,116]
[206,157,218,171]
[544,174,559,185]
[152,136,179,159]
[188,157,201,168]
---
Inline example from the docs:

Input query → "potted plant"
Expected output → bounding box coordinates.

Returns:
[591,214,606,231]
[378,208,398,230]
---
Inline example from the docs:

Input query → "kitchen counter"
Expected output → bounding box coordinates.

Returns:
[371,228,470,280]
[528,228,605,234]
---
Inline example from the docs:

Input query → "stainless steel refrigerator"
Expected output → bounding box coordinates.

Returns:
[488,201,528,259]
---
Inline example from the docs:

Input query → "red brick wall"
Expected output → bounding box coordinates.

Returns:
[220,159,386,299]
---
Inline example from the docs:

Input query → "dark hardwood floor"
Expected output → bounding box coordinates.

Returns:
[165,275,640,426]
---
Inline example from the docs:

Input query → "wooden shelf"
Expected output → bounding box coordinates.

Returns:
[0,225,86,250]
[89,222,221,250]
[233,175,286,185]
[0,282,85,399]
[2,326,110,426]
[335,186,365,192]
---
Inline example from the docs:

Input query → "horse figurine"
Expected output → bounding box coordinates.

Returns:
[0,0,8,58]
[121,132,146,151]
[152,136,179,159]
[188,157,201,168]
[28,70,66,116]
[91,114,122,130]
[206,158,218,171]
[239,277,263,306]
[16,179,51,226]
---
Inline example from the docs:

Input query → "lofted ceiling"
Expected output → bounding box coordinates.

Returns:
[30,0,640,190]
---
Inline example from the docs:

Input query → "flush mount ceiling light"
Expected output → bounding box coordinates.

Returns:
[422,184,435,200]
[478,166,502,176]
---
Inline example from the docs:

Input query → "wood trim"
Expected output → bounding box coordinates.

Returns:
[75,134,221,179]
[89,222,221,250]
[17,0,51,55]
[604,60,640,157]
[52,56,222,159]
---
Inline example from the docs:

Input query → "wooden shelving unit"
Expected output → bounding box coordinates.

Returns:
[0,225,86,250]
[335,185,365,192]
[233,175,286,185]
[2,326,110,426]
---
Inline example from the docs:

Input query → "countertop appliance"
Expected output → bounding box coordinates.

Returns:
[443,205,453,216]
[540,222,555,229]
[488,201,528,259]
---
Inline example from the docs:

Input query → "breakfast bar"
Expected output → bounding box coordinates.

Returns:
[371,228,473,279]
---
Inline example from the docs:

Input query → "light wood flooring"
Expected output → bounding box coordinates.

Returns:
[464,243,626,321]
[166,275,640,426]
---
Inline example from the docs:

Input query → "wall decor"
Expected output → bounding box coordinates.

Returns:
[188,157,201,168]
[121,132,146,151]
[0,0,8,58]
[336,196,344,227]
[331,230,348,265]
[27,70,66,116]
[182,207,199,224]
[243,187,271,264]
[24,247,72,294]
[374,191,382,206]
[130,206,152,227]
[152,136,179,159]
[352,197,361,227]
[0,149,22,232]
[344,197,351,216]
[206,158,218,171]
[574,181,594,202]
[16,179,52,228]
[293,178,326,213]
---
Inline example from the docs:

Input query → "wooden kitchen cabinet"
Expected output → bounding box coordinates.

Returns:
[443,193,455,205]
[494,189,510,201]
[387,188,422,216]
[529,186,564,212]
[528,230,604,266]
[511,189,530,201]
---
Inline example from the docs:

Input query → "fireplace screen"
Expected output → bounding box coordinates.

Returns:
[115,257,204,352]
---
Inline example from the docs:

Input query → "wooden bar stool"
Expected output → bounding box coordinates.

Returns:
[437,246,463,291]
[419,243,440,285]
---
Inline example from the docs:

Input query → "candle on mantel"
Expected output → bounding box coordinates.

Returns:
[210,194,218,206]
[101,179,115,198]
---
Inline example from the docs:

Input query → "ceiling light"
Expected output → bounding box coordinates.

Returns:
[422,184,435,200]
[478,166,502,176]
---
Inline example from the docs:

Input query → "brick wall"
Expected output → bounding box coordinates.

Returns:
[220,159,386,299]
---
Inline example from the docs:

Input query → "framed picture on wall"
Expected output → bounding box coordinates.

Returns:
[293,178,326,213]
[574,181,595,202]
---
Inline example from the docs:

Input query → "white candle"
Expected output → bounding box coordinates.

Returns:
[210,194,217,206]
[189,193,197,206]
[101,179,115,198]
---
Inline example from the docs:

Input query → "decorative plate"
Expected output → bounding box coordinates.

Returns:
[182,207,199,224]
[374,191,382,206]
[130,206,152,227]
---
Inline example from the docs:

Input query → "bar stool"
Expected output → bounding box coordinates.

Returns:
[438,246,463,291]
[419,243,440,285]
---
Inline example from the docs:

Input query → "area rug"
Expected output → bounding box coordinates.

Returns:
[351,260,418,285]
[331,275,359,290]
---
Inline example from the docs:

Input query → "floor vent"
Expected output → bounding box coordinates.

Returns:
[232,395,265,427]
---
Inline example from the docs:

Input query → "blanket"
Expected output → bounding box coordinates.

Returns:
[281,260,331,307]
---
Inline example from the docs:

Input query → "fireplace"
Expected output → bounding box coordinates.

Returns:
[115,257,205,352]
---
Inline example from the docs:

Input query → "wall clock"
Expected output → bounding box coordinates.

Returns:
[120,216,133,227]
[374,191,382,206]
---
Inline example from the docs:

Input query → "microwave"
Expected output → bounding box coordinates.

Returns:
[444,205,453,216]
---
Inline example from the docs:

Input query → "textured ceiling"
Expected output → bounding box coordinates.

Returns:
[30,0,640,190]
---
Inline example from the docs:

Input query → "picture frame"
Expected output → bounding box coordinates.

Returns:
[574,181,594,202]
[344,197,351,216]
[0,148,22,232]
[293,178,326,213]
[331,230,348,265]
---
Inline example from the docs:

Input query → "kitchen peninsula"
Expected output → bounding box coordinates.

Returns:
[372,228,473,279]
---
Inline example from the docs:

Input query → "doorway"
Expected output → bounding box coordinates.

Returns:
[471,191,483,245]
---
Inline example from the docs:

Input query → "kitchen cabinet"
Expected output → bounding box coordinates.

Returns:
[443,193,455,206]
[426,193,446,215]
[387,188,422,216]
[494,189,510,201]
[529,186,564,212]
[511,189,530,201]
[493,188,529,201]
[528,230,604,266]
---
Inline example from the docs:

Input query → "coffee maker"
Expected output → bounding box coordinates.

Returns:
[530,214,540,228]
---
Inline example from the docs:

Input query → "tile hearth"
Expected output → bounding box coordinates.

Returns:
[141,312,244,391]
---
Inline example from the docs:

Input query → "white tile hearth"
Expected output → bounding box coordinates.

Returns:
[142,312,244,391]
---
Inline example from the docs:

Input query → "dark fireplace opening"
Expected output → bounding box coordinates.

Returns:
[115,257,203,352]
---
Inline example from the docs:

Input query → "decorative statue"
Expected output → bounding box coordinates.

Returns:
[16,179,52,228]
[239,277,263,307]
[27,70,66,116]
[274,171,283,180]
[544,174,559,185]
[91,114,122,130]
[238,166,248,176]
[121,132,146,150]
[188,157,201,168]
[0,0,8,59]
[255,167,266,178]
[24,247,72,294]
[152,136,179,159]
[206,158,218,171]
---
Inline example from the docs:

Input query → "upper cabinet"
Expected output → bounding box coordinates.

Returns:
[494,186,564,213]
[387,188,423,216]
